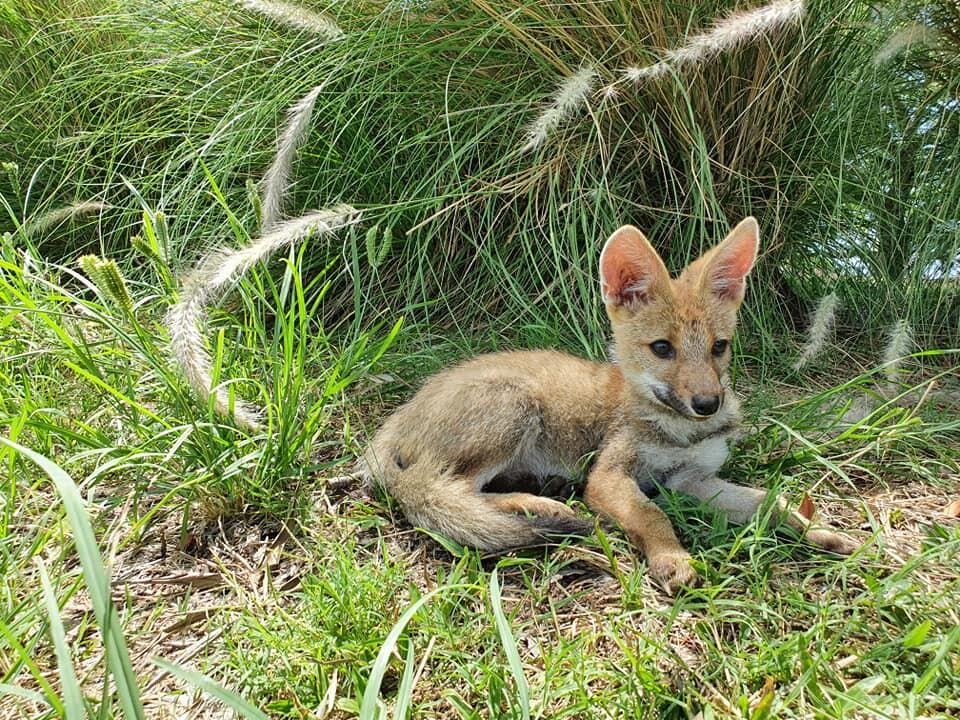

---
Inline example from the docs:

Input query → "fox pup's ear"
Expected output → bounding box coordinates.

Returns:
[600,225,670,308]
[702,217,759,303]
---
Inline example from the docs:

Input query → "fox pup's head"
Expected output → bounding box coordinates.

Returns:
[600,217,759,419]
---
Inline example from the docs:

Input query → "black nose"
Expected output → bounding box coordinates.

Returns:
[691,395,720,416]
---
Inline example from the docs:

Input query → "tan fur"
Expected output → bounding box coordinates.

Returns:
[363,218,859,593]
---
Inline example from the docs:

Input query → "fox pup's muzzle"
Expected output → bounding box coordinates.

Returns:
[652,386,724,418]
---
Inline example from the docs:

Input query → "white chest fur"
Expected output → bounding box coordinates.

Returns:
[637,434,730,477]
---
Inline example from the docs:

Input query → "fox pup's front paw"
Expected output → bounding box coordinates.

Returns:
[805,527,861,555]
[648,551,700,595]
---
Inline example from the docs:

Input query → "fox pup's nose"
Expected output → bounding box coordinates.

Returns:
[691,395,721,416]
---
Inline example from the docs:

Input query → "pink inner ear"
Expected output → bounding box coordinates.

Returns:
[601,230,659,306]
[709,224,758,301]
[710,265,746,302]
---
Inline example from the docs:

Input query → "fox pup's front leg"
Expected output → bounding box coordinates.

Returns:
[585,433,699,593]
[668,476,860,555]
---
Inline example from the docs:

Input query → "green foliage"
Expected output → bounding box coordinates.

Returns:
[2,0,957,355]
[1,438,145,719]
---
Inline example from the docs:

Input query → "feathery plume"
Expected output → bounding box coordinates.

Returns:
[260,84,324,232]
[873,24,937,65]
[881,318,914,387]
[793,292,838,371]
[520,67,596,153]
[166,205,360,431]
[668,0,804,65]
[618,62,672,88]
[22,201,108,237]
[609,0,804,94]
[233,0,344,41]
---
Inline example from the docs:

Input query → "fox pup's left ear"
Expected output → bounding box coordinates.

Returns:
[702,217,759,303]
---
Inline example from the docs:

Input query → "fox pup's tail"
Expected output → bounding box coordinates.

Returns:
[362,441,592,552]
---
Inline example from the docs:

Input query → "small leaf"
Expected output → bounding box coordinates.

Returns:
[416,527,468,558]
[903,619,932,649]
[798,494,816,521]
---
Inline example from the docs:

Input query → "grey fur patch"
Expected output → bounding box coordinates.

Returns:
[531,515,594,541]
[652,385,690,416]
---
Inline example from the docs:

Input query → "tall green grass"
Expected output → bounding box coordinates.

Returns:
[3,0,958,357]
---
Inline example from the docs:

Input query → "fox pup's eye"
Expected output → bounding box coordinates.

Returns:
[712,339,729,356]
[650,340,674,359]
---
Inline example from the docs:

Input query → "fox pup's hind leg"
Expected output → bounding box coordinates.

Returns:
[489,492,579,520]
[584,431,699,593]
[668,476,861,555]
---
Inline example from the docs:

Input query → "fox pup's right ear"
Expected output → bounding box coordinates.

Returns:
[600,225,670,309]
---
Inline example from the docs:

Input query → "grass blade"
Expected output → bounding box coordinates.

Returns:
[360,584,468,720]
[0,438,145,720]
[0,683,52,707]
[151,658,269,720]
[489,568,530,720]
[392,641,417,720]
[37,561,85,720]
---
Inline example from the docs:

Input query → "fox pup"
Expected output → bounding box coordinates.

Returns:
[363,218,859,592]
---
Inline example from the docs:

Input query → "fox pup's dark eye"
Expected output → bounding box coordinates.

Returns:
[712,339,729,356]
[650,340,674,359]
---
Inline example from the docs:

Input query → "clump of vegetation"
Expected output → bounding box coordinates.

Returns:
[1,1,958,717]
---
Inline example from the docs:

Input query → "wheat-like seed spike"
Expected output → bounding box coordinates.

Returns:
[166,204,360,431]
[233,0,344,40]
[260,84,324,232]
[793,292,839,371]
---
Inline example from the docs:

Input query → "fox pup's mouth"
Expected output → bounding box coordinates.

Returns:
[652,386,721,420]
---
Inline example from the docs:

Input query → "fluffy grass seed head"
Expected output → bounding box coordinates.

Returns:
[260,84,324,232]
[520,66,596,153]
[620,0,805,88]
[22,201,108,237]
[233,0,344,41]
[873,24,938,65]
[882,318,914,386]
[793,291,839,371]
[167,205,360,431]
